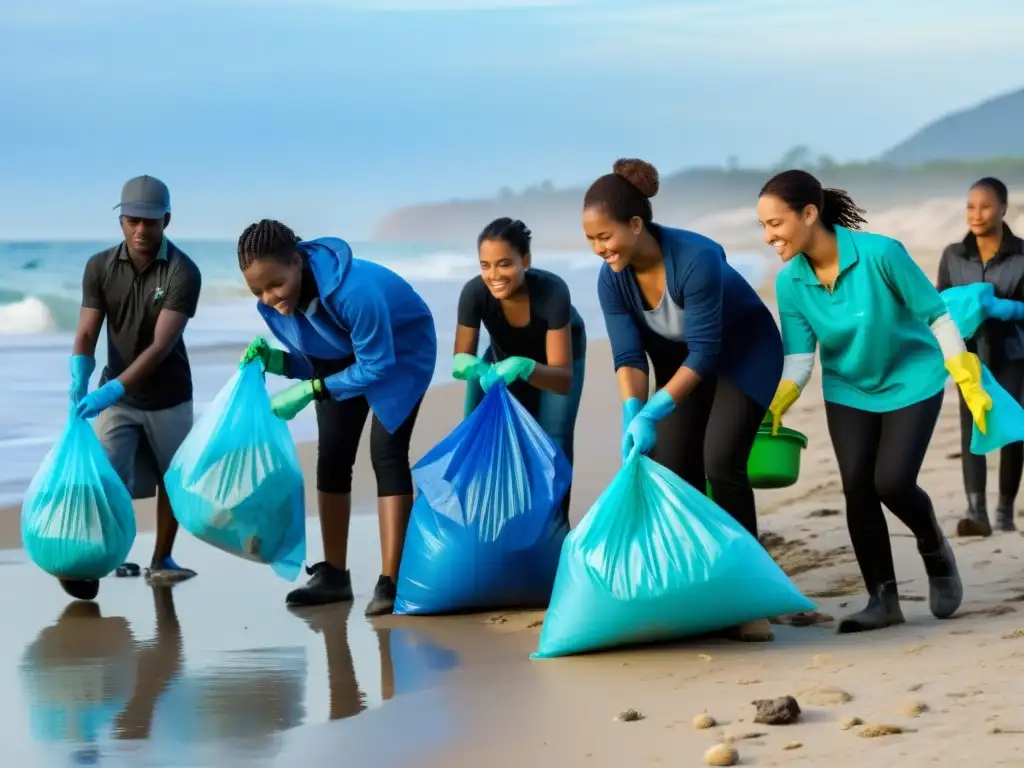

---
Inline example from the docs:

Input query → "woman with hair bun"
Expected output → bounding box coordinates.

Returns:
[453,217,587,524]
[759,169,987,634]
[584,158,784,643]
[937,177,1024,536]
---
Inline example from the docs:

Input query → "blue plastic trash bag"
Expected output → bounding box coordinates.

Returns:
[970,365,1024,455]
[22,415,136,580]
[533,455,815,659]
[164,361,305,580]
[941,283,994,339]
[941,286,1024,455]
[394,381,571,615]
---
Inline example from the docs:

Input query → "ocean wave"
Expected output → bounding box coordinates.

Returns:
[0,291,81,335]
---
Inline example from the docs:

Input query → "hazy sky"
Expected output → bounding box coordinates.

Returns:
[2,0,1023,239]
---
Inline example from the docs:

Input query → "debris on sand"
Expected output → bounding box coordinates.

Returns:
[899,700,928,717]
[1001,629,1024,640]
[753,696,801,725]
[840,716,864,730]
[615,708,644,722]
[771,611,835,628]
[758,531,854,577]
[783,741,803,750]
[704,743,739,766]
[860,724,903,738]
[800,686,853,706]
[807,508,840,518]
[692,713,717,729]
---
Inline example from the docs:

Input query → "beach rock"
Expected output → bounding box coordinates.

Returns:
[692,713,716,729]
[753,696,801,725]
[704,743,739,766]
[801,685,853,706]
[840,716,864,730]
[614,708,644,722]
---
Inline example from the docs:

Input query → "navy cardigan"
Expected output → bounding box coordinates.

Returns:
[597,223,783,409]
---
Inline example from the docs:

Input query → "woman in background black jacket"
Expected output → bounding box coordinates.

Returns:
[937,177,1024,535]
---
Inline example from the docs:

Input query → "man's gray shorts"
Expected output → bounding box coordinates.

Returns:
[93,401,193,500]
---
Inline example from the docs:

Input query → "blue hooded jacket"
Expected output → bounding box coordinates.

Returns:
[257,238,437,434]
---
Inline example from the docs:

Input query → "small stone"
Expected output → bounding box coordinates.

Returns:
[753,696,801,725]
[840,716,863,730]
[783,741,803,750]
[899,700,928,718]
[704,743,739,766]
[693,713,717,729]
[860,724,903,738]
[615,708,644,722]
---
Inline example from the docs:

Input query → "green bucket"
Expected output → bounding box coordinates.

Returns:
[747,424,809,489]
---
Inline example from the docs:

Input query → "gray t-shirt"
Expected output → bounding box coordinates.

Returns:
[643,285,686,342]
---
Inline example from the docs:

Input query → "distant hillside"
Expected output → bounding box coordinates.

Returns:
[882,88,1024,166]
[372,87,1024,248]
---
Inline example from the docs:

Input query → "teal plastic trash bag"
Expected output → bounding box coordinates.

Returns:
[941,283,993,339]
[970,365,1024,455]
[21,415,136,580]
[394,382,571,615]
[164,361,305,580]
[533,455,815,659]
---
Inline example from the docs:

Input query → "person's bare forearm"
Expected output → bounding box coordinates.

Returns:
[528,363,573,395]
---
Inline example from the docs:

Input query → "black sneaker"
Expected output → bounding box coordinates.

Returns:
[364,574,397,617]
[59,578,100,601]
[286,562,354,607]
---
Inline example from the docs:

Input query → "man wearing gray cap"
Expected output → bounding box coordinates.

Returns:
[63,175,203,601]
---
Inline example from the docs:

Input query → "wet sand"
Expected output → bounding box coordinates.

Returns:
[5,270,1024,763]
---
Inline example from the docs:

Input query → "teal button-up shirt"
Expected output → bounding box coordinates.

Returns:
[776,226,949,413]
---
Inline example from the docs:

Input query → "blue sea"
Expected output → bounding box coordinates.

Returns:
[0,240,770,506]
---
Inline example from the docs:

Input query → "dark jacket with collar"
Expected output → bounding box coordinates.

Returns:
[937,225,1024,364]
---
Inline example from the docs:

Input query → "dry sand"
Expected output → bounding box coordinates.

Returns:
[6,244,1024,766]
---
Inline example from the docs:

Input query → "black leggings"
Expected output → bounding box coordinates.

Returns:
[959,358,1024,500]
[825,392,944,587]
[312,357,422,497]
[651,361,765,538]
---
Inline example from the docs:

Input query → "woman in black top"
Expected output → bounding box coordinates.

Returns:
[453,218,587,523]
[937,177,1024,535]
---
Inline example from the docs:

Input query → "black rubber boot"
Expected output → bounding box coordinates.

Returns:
[837,580,905,634]
[956,492,992,537]
[365,574,397,617]
[920,539,963,619]
[286,563,354,607]
[996,495,1017,533]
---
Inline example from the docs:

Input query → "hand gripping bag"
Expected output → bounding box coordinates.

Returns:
[22,415,136,579]
[164,361,305,580]
[394,381,571,614]
[941,286,1024,456]
[533,455,815,658]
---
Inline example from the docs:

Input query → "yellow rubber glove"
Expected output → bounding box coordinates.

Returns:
[768,379,802,436]
[945,351,992,434]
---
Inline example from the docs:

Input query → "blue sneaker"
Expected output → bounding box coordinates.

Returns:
[145,556,197,585]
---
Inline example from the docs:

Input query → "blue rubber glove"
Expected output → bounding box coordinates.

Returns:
[69,355,95,406]
[984,295,1024,322]
[76,380,126,420]
[622,398,643,435]
[622,389,676,462]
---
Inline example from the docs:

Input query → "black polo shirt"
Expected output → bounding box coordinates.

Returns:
[81,239,202,411]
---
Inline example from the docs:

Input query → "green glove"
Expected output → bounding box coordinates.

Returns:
[271,379,322,421]
[451,353,489,383]
[481,356,537,392]
[240,337,287,376]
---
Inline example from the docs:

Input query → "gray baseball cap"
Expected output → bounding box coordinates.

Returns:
[114,175,171,219]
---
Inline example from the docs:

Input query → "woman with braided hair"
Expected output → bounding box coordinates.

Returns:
[584,158,784,643]
[237,220,437,615]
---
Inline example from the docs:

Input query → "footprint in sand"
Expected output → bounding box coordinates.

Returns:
[956,605,1017,619]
